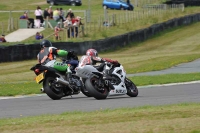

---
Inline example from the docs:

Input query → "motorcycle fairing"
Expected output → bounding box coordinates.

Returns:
[76,65,101,78]
[108,65,127,95]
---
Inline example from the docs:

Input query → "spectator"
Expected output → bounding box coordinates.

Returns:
[48,6,53,19]
[34,6,44,28]
[71,16,80,37]
[77,16,83,26]
[54,22,62,40]
[127,0,130,5]
[0,34,7,43]
[66,8,74,18]
[35,32,44,40]
[127,0,133,10]
[20,11,35,28]
[59,8,65,22]
[63,14,72,28]
[63,14,72,38]
[43,8,50,19]
[53,8,60,22]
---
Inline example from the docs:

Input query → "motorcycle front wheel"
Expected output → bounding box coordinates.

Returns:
[125,78,138,97]
[43,76,63,100]
[85,77,109,100]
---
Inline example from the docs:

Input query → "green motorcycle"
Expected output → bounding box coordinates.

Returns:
[30,59,90,100]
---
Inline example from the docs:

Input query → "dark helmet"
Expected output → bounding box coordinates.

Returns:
[86,49,98,57]
[40,40,52,48]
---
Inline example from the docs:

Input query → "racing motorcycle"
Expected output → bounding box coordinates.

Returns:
[30,58,90,100]
[75,55,138,100]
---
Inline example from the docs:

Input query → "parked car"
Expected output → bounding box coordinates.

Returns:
[47,0,82,6]
[102,0,134,10]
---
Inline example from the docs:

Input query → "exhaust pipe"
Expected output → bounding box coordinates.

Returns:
[56,77,70,86]
[56,77,74,91]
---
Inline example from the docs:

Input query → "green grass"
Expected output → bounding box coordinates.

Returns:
[130,73,200,86]
[0,81,41,96]
[0,103,200,133]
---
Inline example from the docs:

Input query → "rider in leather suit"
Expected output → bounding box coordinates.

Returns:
[37,40,75,92]
[85,48,119,72]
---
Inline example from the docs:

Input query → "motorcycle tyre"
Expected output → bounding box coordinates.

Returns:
[85,78,109,100]
[43,76,63,100]
[125,78,138,97]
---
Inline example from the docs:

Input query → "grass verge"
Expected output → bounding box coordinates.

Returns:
[0,103,200,133]
[130,73,200,86]
[0,73,200,96]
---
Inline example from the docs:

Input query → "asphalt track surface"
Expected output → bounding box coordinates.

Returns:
[0,82,200,118]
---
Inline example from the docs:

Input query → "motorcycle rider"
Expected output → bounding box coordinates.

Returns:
[37,39,76,92]
[85,48,119,90]
[85,48,119,72]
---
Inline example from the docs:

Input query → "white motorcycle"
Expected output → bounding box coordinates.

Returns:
[75,55,138,100]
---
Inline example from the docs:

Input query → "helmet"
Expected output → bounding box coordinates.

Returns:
[40,40,52,48]
[86,49,98,57]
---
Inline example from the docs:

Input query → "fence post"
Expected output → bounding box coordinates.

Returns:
[74,26,76,38]
[113,14,115,25]
[126,10,127,23]
[84,18,87,35]
[11,17,14,31]
[66,29,68,41]
[70,26,72,38]
[93,20,95,31]
[182,4,184,12]
[100,16,102,30]
[119,13,121,25]
[46,16,49,28]
[1,22,4,34]
[81,25,85,37]
[62,27,64,40]
[7,11,11,32]
[7,19,10,32]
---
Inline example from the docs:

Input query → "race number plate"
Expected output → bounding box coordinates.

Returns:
[35,73,44,83]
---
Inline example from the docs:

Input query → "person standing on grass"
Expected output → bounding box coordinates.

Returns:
[66,8,74,18]
[48,6,53,19]
[59,8,65,22]
[53,8,60,22]
[43,8,50,19]
[34,6,44,28]
[54,22,62,40]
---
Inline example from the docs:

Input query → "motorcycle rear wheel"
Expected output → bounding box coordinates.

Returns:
[43,76,63,100]
[85,77,109,100]
[125,78,138,97]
